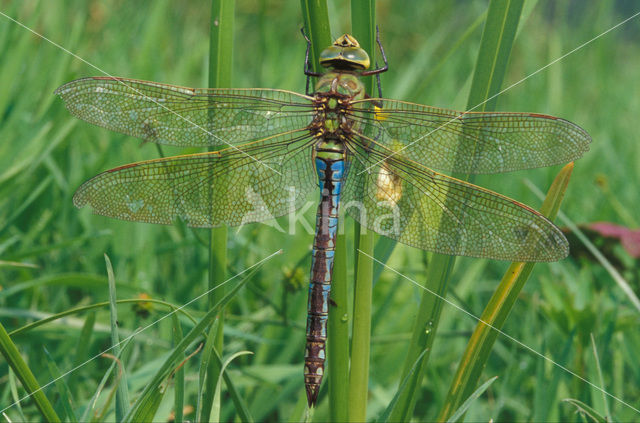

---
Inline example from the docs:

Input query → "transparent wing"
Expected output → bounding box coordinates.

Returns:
[342,134,568,261]
[73,132,316,227]
[56,77,315,148]
[349,98,591,174]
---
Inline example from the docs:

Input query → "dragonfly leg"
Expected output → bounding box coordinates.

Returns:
[374,61,384,99]
[361,25,389,77]
[301,27,322,95]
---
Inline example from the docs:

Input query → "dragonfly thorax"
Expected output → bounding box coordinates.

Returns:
[314,71,366,99]
[309,71,365,142]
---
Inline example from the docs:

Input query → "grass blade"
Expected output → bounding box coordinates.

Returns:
[105,254,130,421]
[390,1,524,420]
[68,311,96,394]
[328,233,349,420]
[171,312,185,423]
[378,349,428,423]
[44,347,79,422]
[202,0,235,420]
[299,0,331,74]
[532,331,575,422]
[445,376,499,423]
[590,333,611,421]
[83,338,135,423]
[211,351,253,420]
[349,2,376,420]
[437,163,574,421]
[0,322,60,422]
[562,398,608,423]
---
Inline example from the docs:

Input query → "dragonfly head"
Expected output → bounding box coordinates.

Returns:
[319,34,370,71]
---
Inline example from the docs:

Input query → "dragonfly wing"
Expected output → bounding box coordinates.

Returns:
[73,132,316,227]
[56,77,315,148]
[342,136,568,261]
[349,98,590,174]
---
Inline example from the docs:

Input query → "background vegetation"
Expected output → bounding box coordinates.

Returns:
[1,0,639,421]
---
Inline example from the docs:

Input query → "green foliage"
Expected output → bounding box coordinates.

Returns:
[1,0,639,422]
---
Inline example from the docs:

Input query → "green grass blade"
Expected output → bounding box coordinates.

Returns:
[44,347,79,423]
[211,351,253,420]
[0,322,60,422]
[562,398,608,423]
[437,163,573,421]
[390,2,524,420]
[378,349,428,423]
[105,254,130,421]
[171,312,185,423]
[299,0,331,73]
[328,233,349,420]
[371,236,396,285]
[349,231,373,421]
[445,376,498,423]
[197,320,219,419]
[590,333,612,421]
[388,253,453,422]
[220,350,254,422]
[203,0,235,420]
[466,0,524,112]
[348,2,376,420]
[532,332,575,422]
[80,338,134,423]
[9,299,197,338]
[68,311,96,394]
[7,369,27,421]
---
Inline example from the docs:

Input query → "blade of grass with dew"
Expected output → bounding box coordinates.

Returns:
[328,232,349,420]
[123,251,277,422]
[349,2,376,420]
[389,1,524,420]
[202,0,235,420]
[0,322,60,421]
[43,347,78,423]
[437,162,573,421]
[105,254,130,421]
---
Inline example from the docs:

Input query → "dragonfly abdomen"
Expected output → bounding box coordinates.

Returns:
[305,145,345,407]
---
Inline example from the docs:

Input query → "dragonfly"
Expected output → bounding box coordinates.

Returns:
[56,31,590,407]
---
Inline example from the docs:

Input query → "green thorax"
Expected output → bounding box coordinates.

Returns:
[314,71,366,100]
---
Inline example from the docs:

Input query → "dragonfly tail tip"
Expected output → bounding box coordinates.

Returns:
[306,384,319,408]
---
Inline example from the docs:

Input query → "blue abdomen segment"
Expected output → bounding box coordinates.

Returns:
[304,156,344,406]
